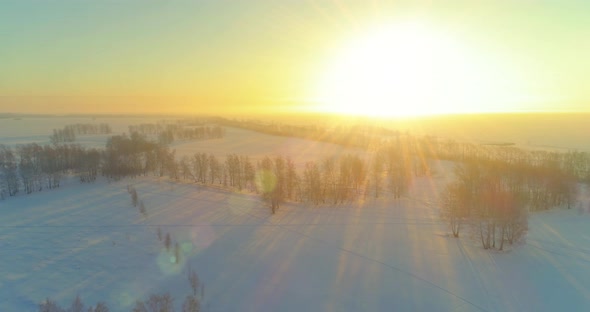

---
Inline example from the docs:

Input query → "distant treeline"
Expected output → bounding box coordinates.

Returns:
[219,118,590,183]
[0,119,585,219]
[128,122,225,145]
[50,123,112,144]
[384,135,583,212]
[214,117,388,148]
[0,129,419,210]
[212,118,585,215]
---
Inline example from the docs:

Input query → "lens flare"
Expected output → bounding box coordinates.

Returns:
[255,169,277,193]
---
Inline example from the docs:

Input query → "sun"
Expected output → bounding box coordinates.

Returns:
[309,20,516,118]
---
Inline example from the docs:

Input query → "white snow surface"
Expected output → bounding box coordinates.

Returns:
[1,117,590,311]
[1,172,590,311]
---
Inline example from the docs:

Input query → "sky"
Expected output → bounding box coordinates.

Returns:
[1,0,589,115]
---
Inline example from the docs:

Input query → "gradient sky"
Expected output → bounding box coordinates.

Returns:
[1,0,589,115]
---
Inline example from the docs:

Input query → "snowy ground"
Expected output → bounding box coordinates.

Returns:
[1,116,590,311]
[1,169,590,311]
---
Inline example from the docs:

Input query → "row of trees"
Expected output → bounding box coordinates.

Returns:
[50,123,112,144]
[4,121,584,221]
[369,142,427,199]
[0,144,101,198]
[217,117,590,186]
[376,135,582,216]
[102,132,176,180]
[66,123,112,135]
[215,117,383,148]
[2,130,423,213]
[128,123,225,145]
[175,149,417,213]
[175,152,373,212]
[413,136,590,183]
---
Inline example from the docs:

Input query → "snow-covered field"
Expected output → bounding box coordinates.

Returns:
[1,116,590,311]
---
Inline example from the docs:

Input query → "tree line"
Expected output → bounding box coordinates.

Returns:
[128,122,225,145]
[215,117,590,186]
[50,123,112,144]
[215,117,383,148]
[2,121,585,221]
[179,152,371,212]
[0,143,101,198]
[378,134,583,212]
[414,136,590,183]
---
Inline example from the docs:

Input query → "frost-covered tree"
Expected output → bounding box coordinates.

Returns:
[133,293,174,312]
[182,295,200,312]
[165,232,172,251]
[174,242,180,264]
[132,301,147,312]
[371,152,384,198]
[188,268,200,297]
[183,267,203,312]
[208,154,220,184]
[447,161,529,249]
[69,294,84,312]
[38,298,64,312]
[441,182,469,238]
[138,200,147,217]
[285,157,298,200]
[147,293,174,312]
[302,161,321,204]
[131,188,138,207]
[87,302,109,312]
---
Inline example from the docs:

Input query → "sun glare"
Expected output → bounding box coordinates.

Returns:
[310,20,521,118]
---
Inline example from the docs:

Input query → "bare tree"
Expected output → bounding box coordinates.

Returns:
[302,161,321,204]
[188,267,200,297]
[87,302,109,312]
[184,266,203,312]
[69,294,84,312]
[208,154,220,184]
[147,293,174,312]
[132,301,147,312]
[440,182,469,237]
[38,298,64,312]
[174,242,180,264]
[371,152,384,198]
[138,200,147,217]
[165,232,171,251]
[131,188,138,207]
[182,295,200,312]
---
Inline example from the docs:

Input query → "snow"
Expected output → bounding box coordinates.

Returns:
[1,116,590,311]
[2,174,590,311]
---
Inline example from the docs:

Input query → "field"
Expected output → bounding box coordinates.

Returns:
[1,117,590,311]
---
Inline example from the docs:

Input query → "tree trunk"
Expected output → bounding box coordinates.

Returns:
[499,224,506,251]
